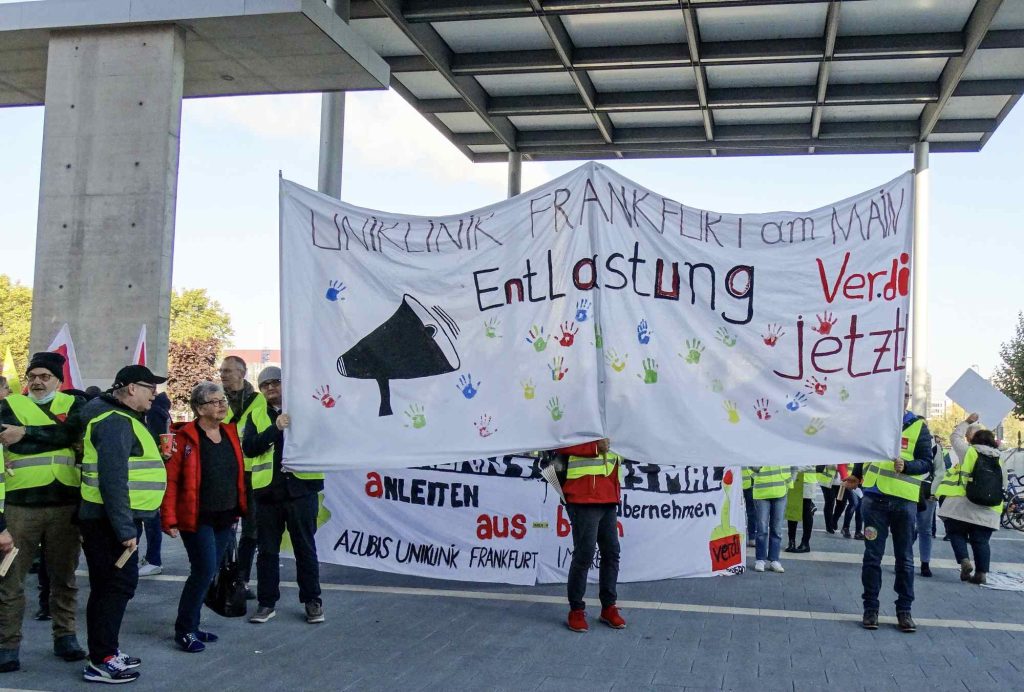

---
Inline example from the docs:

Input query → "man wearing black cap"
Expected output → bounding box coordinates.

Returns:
[77,365,167,684]
[0,351,86,672]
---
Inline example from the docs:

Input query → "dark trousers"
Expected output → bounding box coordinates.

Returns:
[843,493,863,532]
[565,503,620,611]
[256,492,320,608]
[742,487,756,540]
[136,512,163,567]
[822,485,839,532]
[945,518,995,572]
[237,473,258,583]
[787,499,814,545]
[176,525,233,636]
[37,544,50,612]
[860,493,917,613]
[80,519,139,665]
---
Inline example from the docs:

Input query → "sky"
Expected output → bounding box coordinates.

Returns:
[1,76,1022,401]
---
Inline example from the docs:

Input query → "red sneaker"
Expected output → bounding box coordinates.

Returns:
[600,606,626,629]
[566,609,588,633]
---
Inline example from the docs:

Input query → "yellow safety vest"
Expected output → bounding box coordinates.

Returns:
[741,467,754,491]
[245,397,323,489]
[816,466,838,487]
[566,452,622,480]
[232,394,263,473]
[2,393,80,491]
[936,447,1004,514]
[752,466,790,500]
[81,410,166,511]
[862,419,926,503]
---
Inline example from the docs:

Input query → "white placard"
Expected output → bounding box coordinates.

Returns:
[946,368,1015,427]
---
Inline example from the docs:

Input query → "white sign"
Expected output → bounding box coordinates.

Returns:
[280,163,913,471]
[946,368,1015,427]
[315,457,748,584]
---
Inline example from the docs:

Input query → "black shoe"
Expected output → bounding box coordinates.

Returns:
[54,634,87,662]
[175,632,205,653]
[35,606,52,621]
[897,612,916,633]
[854,531,865,541]
[794,543,810,553]
[825,527,836,534]
[920,562,933,578]
[842,528,851,538]
[784,541,797,553]
[862,610,879,630]
[83,657,140,684]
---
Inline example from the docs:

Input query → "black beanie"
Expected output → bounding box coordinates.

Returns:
[27,351,66,382]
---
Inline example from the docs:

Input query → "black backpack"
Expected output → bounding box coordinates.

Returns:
[965,452,1003,507]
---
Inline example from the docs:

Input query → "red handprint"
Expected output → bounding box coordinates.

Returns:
[811,312,837,335]
[754,398,774,420]
[804,376,828,396]
[761,323,785,347]
[558,321,578,347]
[312,384,336,408]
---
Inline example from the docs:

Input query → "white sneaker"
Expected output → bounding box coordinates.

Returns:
[754,560,766,572]
[138,563,162,577]
[768,561,785,573]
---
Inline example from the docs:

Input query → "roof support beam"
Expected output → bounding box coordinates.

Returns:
[810,1,841,152]
[679,1,714,151]
[919,0,1004,140]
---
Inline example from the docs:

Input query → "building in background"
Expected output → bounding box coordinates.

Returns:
[223,348,280,387]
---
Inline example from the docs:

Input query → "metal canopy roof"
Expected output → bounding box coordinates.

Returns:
[348,0,1024,161]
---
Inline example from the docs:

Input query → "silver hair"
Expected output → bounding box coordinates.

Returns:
[190,381,224,416]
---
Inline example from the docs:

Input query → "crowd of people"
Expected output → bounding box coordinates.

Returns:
[0,354,1016,682]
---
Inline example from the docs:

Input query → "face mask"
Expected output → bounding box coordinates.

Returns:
[30,390,57,405]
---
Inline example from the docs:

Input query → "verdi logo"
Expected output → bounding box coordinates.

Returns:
[708,470,742,571]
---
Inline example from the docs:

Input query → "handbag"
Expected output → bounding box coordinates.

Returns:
[204,540,247,618]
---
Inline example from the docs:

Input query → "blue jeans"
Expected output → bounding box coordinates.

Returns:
[743,488,756,541]
[136,511,163,566]
[843,492,863,532]
[176,524,233,636]
[861,492,917,612]
[755,496,786,562]
[914,499,936,563]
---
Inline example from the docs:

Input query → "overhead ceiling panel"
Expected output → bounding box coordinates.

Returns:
[394,71,462,99]
[713,106,812,125]
[476,72,580,97]
[838,0,976,36]
[940,94,1012,118]
[509,113,600,130]
[589,67,697,92]
[349,17,421,57]
[432,17,552,52]
[609,110,706,128]
[821,103,925,122]
[962,48,1024,80]
[561,10,687,48]
[829,57,948,84]
[990,0,1024,29]
[697,4,827,41]
[928,132,984,142]
[435,111,492,134]
[706,62,819,89]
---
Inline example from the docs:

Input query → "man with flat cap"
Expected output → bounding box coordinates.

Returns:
[78,365,168,684]
[0,351,86,672]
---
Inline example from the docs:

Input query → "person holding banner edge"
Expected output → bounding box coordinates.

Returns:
[843,383,933,633]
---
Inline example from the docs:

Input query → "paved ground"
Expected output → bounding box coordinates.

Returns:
[3,520,1024,691]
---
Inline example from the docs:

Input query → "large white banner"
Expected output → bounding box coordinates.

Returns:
[281,163,913,470]
[315,457,747,584]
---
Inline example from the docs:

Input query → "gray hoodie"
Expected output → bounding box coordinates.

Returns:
[938,421,1009,530]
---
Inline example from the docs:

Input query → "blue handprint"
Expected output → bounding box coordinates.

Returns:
[786,392,808,412]
[325,280,346,302]
[457,374,481,399]
[636,318,652,345]
[575,298,591,323]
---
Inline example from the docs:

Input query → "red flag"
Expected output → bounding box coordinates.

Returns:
[46,324,84,391]
[132,325,147,366]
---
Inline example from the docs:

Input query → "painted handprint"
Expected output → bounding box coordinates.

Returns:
[312,385,337,408]
[456,373,481,399]
[839,386,850,402]
[403,403,426,429]
[547,397,563,421]
[715,326,737,347]
[636,319,652,345]
[637,358,658,384]
[811,312,837,335]
[680,339,704,364]
[474,414,497,437]
[593,323,604,349]
[324,280,346,302]
[521,379,536,400]
[786,392,808,411]
[483,318,501,339]
[575,298,591,323]
[804,375,828,396]
[723,400,740,424]
[548,356,568,381]
[754,398,775,421]
[605,349,628,373]
[710,379,724,394]
[804,417,826,436]
[525,325,548,352]
[761,323,785,347]
[557,321,578,347]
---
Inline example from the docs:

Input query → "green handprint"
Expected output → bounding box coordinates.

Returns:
[680,339,704,364]
[710,379,724,393]
[839,386,850,402]
[403,403,426,429]
[526,325,548,352]
[484,317,501,339]
[593,323,604,349]
[605,349,628,373]
[805,417,826,436]
[723,400,740,424]
[547,397,563,421]
[637,358,658,384]
[521,379,536,400]
[715,326,737,347]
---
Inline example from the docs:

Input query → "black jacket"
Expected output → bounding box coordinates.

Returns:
[145,392,172,442]
[77,393,158,542]
[241,405,322,504]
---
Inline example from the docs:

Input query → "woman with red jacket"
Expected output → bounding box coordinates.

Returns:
[161,382,247,653]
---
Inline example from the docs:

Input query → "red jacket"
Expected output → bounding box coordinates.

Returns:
[558,442,621,505]
[161,421,247,534]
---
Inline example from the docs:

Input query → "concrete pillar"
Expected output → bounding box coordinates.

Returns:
[508,152,522,198]
[911,142,930,414]
[318,0,350,198]
[29,25,185,387]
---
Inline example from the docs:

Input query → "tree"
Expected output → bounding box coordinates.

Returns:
[170,288,234,349]
[994,311,1024,420]
[167,337,220,416]
[0,275,33,376]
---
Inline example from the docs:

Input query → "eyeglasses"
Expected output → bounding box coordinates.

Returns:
[134,382,156,393]
[261,380,281,388]
[201,398,228,407]
[26,373,54,383]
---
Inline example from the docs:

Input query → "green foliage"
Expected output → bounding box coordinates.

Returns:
[167,337,220,416]
[0,275,32,374]
[994,311,1024,420]
[170,288,233,349]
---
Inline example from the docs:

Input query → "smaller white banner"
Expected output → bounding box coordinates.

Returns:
[946,368,1015,427]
